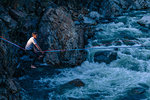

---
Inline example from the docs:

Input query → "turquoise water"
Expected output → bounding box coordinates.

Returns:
[20,9,150,100]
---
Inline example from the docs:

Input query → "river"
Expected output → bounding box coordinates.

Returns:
[19,9,150,100]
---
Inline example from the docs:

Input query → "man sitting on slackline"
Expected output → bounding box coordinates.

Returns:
[25,32,44,68]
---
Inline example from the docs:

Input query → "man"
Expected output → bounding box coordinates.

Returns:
[25,32,44,68]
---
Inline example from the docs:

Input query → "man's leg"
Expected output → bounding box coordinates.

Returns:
[37,52,44,61]
[26,50,37,68]
[31,51,38,68]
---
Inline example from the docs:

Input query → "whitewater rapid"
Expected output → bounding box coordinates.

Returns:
[20,9,150,100]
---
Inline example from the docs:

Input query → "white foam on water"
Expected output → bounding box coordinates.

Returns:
[35,9,150,100]
[37,61,150,99]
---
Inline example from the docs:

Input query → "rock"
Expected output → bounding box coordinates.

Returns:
[9,9,27,21]
[126,87,147,99]
[116,87,147,100]
[75,25,86,48]
[131,0,150,9]
[0,4,5,14]
[56,79,85,94]
[13,55,34,77]
[0,16,10,34]
[74,21,80,25]
[138,83,149,89]
[39,7,87,67]
[0,44,21,99]
[0,13,17,29]
[67,79,85,87]
[99,0,150,17]
[83,17,96,24]
[20,55,33,62]
[83,25,96,42]
[130,87,146,94]
[89,11,100,20]
[0,95,7,100]
[0,88,7,95]
[0,46,4,68]
[6,79,18,94]
[137,15,150,28]
[100,0,123,17]
[94,51,117,64]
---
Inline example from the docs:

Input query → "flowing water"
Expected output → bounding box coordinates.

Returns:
[19,9,150,100]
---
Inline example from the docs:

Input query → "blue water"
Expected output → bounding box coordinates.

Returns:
[20,9,150,100]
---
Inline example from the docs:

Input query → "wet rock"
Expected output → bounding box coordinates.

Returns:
[74,21,80,25]
[83,25,96,42]
[56,79,85,94]
[67,79,85,87]
[39,7,87,67]
[100,0,124,17]
[99,0,150,17]
[94,51,117,64]
[75,25,86,47]
[20,55,33,62]
[89,11,100,20]
[131,0,150,9]
[130,87,146,95]
[138,83,149,89]
[137,15,150,28]
[83,17,96,24]
[126,87,146,100]
[116,87,147,100]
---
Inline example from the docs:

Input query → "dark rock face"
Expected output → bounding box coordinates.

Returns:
[0,44,21,99]
[9,9,27,21]
[39,7,87,67]
[94,51,118,64]
[0,0,150,99]
[100,0,150,17]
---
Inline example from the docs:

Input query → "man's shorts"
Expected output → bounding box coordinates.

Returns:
[26,50,38,58]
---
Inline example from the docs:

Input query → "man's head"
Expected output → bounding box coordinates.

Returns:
[32,32,38,39]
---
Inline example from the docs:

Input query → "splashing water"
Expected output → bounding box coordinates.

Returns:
[20,9,150,100]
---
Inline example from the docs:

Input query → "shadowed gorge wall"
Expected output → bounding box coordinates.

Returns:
[0,0,149,99]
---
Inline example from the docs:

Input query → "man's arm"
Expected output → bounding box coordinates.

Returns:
[35,44,44,54]
[33,46,37,52]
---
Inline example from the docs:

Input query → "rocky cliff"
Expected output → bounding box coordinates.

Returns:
[39,7,86,67]
[0,42,21,99]
[0,0,150,99]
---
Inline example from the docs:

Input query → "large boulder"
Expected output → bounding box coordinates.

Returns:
[39,7,87,67]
